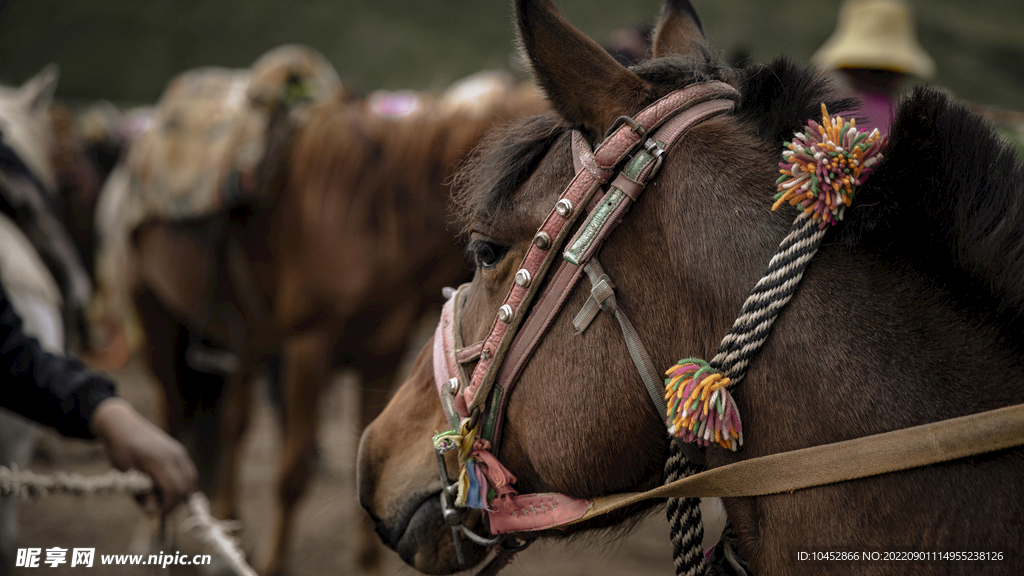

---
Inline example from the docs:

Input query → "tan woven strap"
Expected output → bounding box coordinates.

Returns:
[565,402,1024,526]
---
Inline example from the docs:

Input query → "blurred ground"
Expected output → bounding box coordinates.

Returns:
[13,351,676,576]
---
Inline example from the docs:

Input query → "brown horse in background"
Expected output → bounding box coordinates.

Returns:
[49,101,135,290]
[357,0,1024,574]
[128,75,545,574]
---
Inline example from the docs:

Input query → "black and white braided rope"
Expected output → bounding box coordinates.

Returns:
[665,441,706,576]
[710,212,827,384]
[665,211,828,576]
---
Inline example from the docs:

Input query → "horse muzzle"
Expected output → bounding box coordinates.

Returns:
[356,338,492,574]
[389,490,490,573]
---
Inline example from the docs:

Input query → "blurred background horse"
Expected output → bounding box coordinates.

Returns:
[91,45,546,574]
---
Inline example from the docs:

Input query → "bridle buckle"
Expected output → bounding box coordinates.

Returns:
[643,137,667,179]
[644,137,666,159]
[603,115,646,141]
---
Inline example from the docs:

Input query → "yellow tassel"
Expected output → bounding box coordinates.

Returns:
[456,419,479,507]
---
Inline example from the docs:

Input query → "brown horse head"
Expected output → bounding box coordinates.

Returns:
[359,1,1024,574]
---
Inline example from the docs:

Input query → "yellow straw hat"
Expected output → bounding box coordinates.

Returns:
[812,0,935,78]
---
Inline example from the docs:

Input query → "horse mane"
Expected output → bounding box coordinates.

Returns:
[736,58,857,150]
[735,61,1024,332]
[452,55,853,232]
[451,112,567,231]
[840,87,1024,331]
[453,54,1024,338]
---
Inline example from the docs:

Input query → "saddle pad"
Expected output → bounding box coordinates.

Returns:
[123,44,341,225]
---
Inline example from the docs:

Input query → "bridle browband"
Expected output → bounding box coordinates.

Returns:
[431,81,741,562]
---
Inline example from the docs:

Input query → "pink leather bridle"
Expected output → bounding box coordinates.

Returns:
[432,81,740,558]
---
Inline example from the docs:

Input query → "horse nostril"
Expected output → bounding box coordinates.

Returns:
[370,516,396,549]
[355,481,399,550]
[355,425,386,525]
[356,425,415,550]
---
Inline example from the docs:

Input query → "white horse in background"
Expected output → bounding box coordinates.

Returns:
[0,65,67,576]
[0,65,59,193]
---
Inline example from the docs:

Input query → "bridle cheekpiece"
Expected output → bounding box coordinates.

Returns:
[430,81,742,562]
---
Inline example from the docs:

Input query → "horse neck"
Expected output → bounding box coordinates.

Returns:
[645,120,1024,468]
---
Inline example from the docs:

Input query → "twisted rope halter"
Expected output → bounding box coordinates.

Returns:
[666,106,885,574]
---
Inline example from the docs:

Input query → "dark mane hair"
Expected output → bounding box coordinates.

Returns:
[452,55,852,231]
[736,57,857,149]
[840,87,1024,331]
[451,112,567,231]
[452,55,1024,338]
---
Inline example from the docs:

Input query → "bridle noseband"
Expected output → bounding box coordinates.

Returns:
[430,81,741,561]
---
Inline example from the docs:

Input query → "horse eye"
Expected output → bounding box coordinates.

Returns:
[469,239,509,270]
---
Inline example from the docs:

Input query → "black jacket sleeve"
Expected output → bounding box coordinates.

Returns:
[0,281,116,438]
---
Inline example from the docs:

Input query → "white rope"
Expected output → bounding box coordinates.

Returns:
[184,493,258,576]
[0,465,257,576]
[0,464,153,498]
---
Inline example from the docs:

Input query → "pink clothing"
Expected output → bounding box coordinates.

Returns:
[852,90,897,132]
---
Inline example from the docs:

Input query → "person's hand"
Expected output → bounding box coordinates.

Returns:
[90,397,197,514]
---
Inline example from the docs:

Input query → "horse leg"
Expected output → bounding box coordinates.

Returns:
[134,288,182,436]
[133,287,237,557]
[210,364,254,521]
[260,330,328,576]
[135,287,229,484]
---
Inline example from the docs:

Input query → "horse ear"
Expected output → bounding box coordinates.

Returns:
[20,63,60,112]
[652,0,709,58]
[515,0,651,139]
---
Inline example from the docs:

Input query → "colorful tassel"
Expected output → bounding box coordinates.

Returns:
[465,460,487,509]
[432,419,518,509]
[661,106,884,453]
[432,429,462,454]
[664,358,743,451]
[774,103,887,228]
